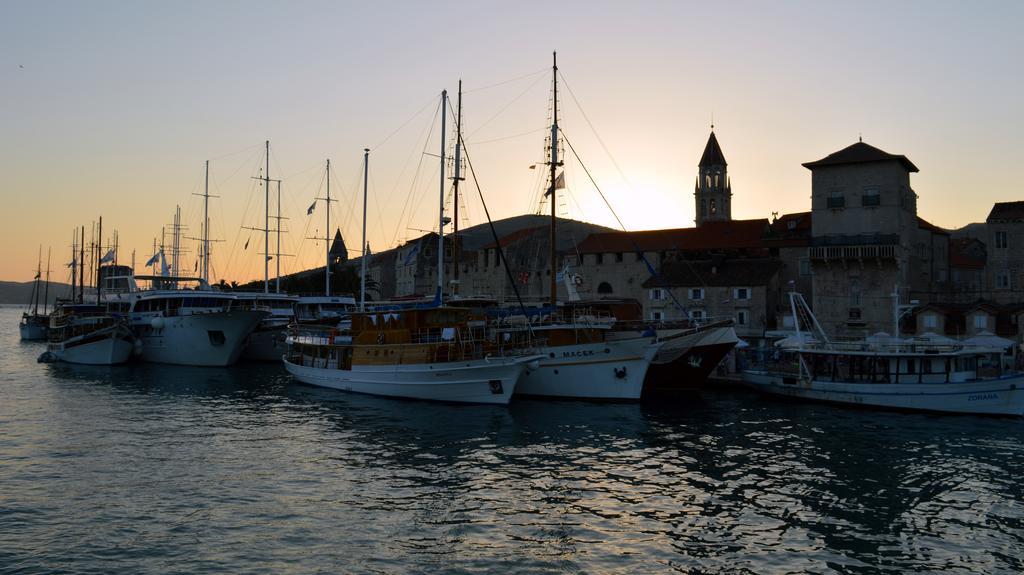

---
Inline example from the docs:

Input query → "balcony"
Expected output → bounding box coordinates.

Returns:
[809,234,900,261]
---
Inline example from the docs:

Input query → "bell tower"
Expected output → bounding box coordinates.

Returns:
[694,129,731,226]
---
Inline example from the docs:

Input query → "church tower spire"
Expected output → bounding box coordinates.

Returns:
[694,129,732,226]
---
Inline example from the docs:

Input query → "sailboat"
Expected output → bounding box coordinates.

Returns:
[40,220,136,364]
[284,91,543,404]
[464,54,667,400]
[19,247,50,341]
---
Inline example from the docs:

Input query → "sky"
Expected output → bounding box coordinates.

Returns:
[2,0,1022,283]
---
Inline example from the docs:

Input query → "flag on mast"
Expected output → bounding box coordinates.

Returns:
[100,249,115,263]
[144,251,161,267]
[307,201,316,215]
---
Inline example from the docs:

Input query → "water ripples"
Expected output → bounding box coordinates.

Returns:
[1,309,1022,574]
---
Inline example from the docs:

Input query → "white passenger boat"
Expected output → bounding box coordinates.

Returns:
[741,293,1024,416]
[284,307,542,404]
[100,266,268,367]
[40,303,135,365]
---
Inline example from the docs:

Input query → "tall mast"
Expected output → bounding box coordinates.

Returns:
[173,205,181,287]
[275,180,282,293]
[203,160,210,283]
[549,51,559,308]
[438,90,447,305]
[79,226,85,303]
[96,217,103,305]
[33,246,41,314]
[360,149,369,311]
[70,230,77,302]
[264,140,270,294]
[43,247,51,315]
[452,80,463,296]
[325,159,331,295]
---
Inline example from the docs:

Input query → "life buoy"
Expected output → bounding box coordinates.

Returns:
[377,332,385,344]
[573,274,583,286]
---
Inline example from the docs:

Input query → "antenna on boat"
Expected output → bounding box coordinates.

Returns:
[549,51,559,309]
[437,89,447,306]
[361,149,369,311]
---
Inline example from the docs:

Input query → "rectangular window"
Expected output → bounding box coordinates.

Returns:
[974,315,987,329]
[827,190,845,209]
[734,287,750,300]
[689,309,705,322]
[997,270,1011,289]
[595,253,603,265]
[861,187,880,207]
[615,252,624,263]
[923,314,937,329]
[689,288,704,301]
[650,311,664,321]
[649,288,665,301]
[996,231,1008,249]
[736,310,748,326]
[799,258,812,276]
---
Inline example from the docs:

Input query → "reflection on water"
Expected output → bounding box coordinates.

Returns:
[1,308,1022,574]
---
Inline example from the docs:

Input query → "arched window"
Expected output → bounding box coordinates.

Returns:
[597,281,613,294]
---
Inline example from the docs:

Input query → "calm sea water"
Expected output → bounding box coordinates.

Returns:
[2,307,1023,574]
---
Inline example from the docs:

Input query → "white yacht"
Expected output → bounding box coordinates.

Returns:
[100,266,268,367]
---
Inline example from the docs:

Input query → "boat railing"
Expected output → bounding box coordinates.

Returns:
[286,323,546,364]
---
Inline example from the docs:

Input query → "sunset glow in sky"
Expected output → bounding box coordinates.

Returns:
[2,1,1021,283]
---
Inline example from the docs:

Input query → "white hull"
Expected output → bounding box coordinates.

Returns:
[284,355,536,404]
[134,310,266,366]
[516,337,662,400]
[49,330,134,365]
[743,370,1024,416]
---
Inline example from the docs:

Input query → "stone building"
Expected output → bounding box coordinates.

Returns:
[804,141,928,336]
[985,201,1024,304]
[641,258,784,339]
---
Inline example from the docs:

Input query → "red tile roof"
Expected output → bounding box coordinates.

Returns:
[802,141,919,172]
[577,219,769,254]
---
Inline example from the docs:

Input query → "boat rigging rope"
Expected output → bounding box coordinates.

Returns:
[560,132,692,315]
[450,101,533,332]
